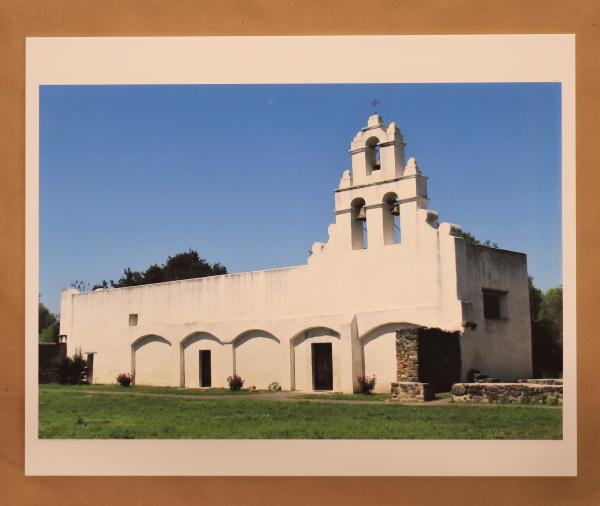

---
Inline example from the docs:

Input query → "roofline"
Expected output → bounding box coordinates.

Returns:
[462,240,526,257]
[66,263,308,295]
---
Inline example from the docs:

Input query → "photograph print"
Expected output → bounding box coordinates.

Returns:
[38,81,563,441]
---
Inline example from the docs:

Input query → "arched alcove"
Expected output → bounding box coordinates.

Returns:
[290,327,340,391]
[131,334,175,386]
[360,323,419,393]
[232,329,282,389]
[180,332,223,388]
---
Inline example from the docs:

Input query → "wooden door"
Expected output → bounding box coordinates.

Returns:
[200,350,212,387]
[312,343,333,390]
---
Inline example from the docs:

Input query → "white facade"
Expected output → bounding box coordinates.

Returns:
[60,114,532,393]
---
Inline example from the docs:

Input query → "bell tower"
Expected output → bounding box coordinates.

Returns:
[349,114,406,185]
[325,115,429,253]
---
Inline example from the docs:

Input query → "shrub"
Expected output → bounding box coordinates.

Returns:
[116,373,133,387]
[57,349,88,384]
[357,374,377,394]
[227,374,244,391]
[268,381,282,392]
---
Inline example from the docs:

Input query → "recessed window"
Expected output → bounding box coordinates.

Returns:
[482,290,508,320]
[129,313,138,326]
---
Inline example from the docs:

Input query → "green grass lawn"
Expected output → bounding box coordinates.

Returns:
[39,385,562,440]
[297,393,392,401]
[41,383,264,396]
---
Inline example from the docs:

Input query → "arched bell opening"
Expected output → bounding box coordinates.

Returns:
[351,197,368,250]
[382,192,400,245]
[365,136,381,174]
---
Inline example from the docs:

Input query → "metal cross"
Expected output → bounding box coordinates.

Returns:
[371,99,380,113]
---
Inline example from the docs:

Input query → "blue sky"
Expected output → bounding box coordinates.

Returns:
[40,83,562,314]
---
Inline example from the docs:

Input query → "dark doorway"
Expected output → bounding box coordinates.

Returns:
[199,350,212,387]
[312,343,333,390]
[86,352,95,384]
[417,328,461,393]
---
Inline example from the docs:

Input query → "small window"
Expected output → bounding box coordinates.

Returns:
[482,290,507,320]
[129,313,138,326]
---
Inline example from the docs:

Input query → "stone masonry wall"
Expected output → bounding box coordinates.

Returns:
[518,378,563,385]
[392,328,434,401]
[395,328,420,381]
[391,382,434,401]
[451,382,563,405]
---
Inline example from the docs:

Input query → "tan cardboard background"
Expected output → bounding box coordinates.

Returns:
[1,0,598,504]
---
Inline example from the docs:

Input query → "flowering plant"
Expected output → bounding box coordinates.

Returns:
[227,374,244,391]
[116,372,133,387]
[268,381,282,392]
[357,374,377,394]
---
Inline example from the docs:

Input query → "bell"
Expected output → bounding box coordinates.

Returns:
[356,207,367,221]
[389,201,400,216]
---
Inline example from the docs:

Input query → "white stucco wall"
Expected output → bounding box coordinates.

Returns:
[132,335,178,386]
[292,328,341,391]
[361,325,398,394]
[456,241,533,381]
[181,334,227,388]
[60,209,465,391]
[234,331,284,389]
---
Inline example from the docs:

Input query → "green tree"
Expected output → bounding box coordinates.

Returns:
[539,286,563,343]
[162,250,227,281]
[528,276,544,321]
[461,231,479,244]
[529,279,563,378]
[39,301,59,343]
[93,249,228,288]
[461,231,498,249]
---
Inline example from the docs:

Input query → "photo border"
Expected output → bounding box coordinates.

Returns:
[25,35,576,476]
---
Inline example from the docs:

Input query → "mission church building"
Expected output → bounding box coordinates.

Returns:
[60,114,532,395]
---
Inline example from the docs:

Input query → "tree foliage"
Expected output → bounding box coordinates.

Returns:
[92,249,228,289]
[461,231,499,249]
[539,287,563,342]
[528,276,544,321]
[39,301,59,343]
[529,279,563,378]
[57,349,88,385]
